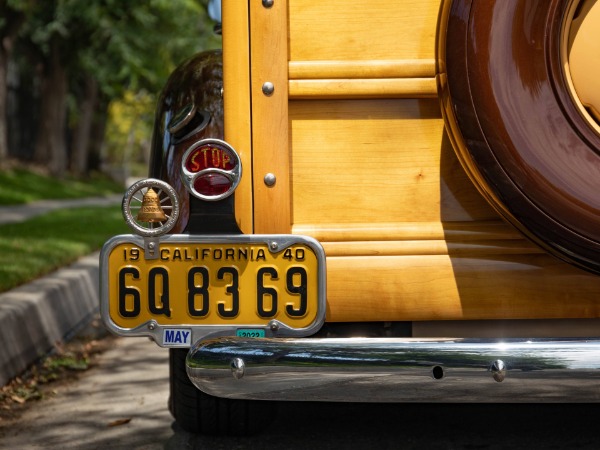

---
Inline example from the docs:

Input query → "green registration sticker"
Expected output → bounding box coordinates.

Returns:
[236,329,266,338]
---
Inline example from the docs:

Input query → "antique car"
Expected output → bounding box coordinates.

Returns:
[100,0,600,435]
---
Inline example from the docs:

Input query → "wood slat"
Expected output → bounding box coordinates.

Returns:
[288,59,436,79]
[249,0,291,233]
[292,221,523,243]
[223,1,253,233]
[289,78,438,99]
[321,239,543,257]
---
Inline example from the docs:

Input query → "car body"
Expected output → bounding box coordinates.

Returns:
[100,0,600,434]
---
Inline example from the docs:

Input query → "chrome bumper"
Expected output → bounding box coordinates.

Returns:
[186,337,600,402]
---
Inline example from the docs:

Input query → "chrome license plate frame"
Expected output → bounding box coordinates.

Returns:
[100,234,327,347]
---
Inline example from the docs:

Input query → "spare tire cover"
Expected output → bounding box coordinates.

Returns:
[440,0,600,274]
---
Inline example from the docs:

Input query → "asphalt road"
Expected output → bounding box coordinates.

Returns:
[1,335,600,449]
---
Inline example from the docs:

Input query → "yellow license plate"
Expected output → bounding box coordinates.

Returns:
[100,235,326,339]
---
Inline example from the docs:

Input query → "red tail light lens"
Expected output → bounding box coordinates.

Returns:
[194,173,232,197]
[181,139,242,201]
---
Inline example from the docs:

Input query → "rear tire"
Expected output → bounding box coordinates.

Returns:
[168,348,275,435]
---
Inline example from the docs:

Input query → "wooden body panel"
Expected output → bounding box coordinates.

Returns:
[288,0,439,62]
[289,99,496,227]
[326,254,600,322]
[221,0,600,323]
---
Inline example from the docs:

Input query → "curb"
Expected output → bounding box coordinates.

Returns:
[0,252,101,386]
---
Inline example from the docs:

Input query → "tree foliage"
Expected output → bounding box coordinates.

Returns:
[1,0,220,177]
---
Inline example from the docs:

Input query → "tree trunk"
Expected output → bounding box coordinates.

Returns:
[0,8,24,169]
[69,75,98,177]
[33,36,68,177]
[0,42,9,168]
[88,95,108,173]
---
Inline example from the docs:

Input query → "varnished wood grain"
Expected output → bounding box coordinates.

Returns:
[289,60,436,79]
[249,0,291,233]
[223,1,253,233]
[289,99,449,225]
[288,0,440,62]
[289,78,437,99]
[220,0,600,324]
[293,220,519,243]
[325,253,600,322]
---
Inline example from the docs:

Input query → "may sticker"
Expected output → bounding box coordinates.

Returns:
[163,328,192,346]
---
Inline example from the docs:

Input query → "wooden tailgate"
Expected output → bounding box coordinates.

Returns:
[221,0,600,323]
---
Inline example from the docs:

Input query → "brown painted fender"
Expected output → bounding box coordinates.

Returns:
[148,50,224,233]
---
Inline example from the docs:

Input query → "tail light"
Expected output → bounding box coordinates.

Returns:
[181,139,242,201]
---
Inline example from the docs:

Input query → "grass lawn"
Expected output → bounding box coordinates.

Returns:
[0,206,129,292]
[0,168,123,205]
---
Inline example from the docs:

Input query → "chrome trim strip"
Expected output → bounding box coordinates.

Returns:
[186,336,600,402]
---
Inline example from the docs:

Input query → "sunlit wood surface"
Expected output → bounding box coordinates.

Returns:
[223,0,600,323]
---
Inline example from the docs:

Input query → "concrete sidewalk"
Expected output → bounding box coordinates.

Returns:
[0,195,123,386]
[0,195,122,224]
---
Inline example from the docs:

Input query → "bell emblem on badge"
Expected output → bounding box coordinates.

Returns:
[137,188,167,222]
